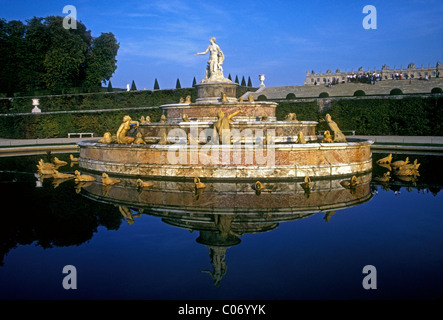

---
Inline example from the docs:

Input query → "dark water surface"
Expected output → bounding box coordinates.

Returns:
[0,152,442,300]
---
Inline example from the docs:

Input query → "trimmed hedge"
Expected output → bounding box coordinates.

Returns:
[390,88,403,95]
[431,87,443,94]
[0,88,197,114]
[0,108,162,139]
[319,92,329,98]
[320,96,443,136]
[276,101,319,121]
[353,90,366,96]
[257,95,268,101]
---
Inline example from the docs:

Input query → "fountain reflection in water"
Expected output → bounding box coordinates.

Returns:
[79,172,374,286]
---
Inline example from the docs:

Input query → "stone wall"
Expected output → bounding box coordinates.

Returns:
[244,78,443,100]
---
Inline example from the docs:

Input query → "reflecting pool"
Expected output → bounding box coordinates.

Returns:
[0,152,442,300]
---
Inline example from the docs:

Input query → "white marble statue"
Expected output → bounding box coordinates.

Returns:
[195,37,230,83]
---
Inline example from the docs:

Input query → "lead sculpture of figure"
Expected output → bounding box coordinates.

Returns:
[195,37,230,83]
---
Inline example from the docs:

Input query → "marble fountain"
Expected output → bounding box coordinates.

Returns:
[78,37,373,180]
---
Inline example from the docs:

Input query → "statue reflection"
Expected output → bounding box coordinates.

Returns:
[118,206,142,225]
[372,153,423,192]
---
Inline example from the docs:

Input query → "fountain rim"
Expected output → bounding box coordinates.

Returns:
[160,100,278,109]
[77,138,374,150]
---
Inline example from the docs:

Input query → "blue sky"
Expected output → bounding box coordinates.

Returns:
[2,0,443,89]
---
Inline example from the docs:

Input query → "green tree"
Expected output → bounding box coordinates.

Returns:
[107,81,113,92]
[84,32,119,90]
[176,78,181,89]
[235,75,239,84]
[0,16,118,95]
[192,77,197,87]
[247,76,252,87]
[154,78,160,90]
[131,80,137,91]
[0,19,27,96]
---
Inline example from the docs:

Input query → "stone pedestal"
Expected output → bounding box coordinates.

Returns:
[195,82,238,103]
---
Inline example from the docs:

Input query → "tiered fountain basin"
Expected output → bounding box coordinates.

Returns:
[80,171,373,217]
[78,138,373,180]
[162,101,278,123]
[137,119,318,144]
[78,80,373,180]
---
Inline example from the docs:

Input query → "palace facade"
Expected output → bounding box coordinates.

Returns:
[304,62,441,85]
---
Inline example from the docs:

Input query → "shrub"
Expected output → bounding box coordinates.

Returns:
[390,88,403,95]
[431,87,443,94]
[353,90,366,97]
[286,93,296,100]
[257,95,267,101]
[319,92,329,98]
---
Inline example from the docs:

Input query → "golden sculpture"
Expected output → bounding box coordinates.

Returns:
[160,114,167,123]
[248,94,254,102]
[53,157,67,166]
[254,181,265,191]
[391,157,409,169]
[285,113,297,121]
[321,114,346,142]
[37,167,53,175]
[145,116,151,123]
[301,176,312,197]
[376,154,392,164]
[340,176,357,189]
[74,170,96,182]
[98,132,114,143]
[194,177,206,189]
[394,167,420,177]
[301,176,311,189]
[182,114,190,122]
[36,162,54,175]
[116,115,139,144]
[101,172,120,185]
[140,115,146,122]
[296,131,307,144]
[179,97,185,103]
[220,92,228,102]
[158,132,169,145]
[70,154,78,162]
[396,159,420,171]
[213,109,243,144]
[321,130,334,143]
[134,132,146,144]
[262,113,268,121]
[51,170,74,179]
[38,159,55,170]
[373,172,391,182]
[238,96,244,102]
[136,179,153,188]
[185,95,191,103]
